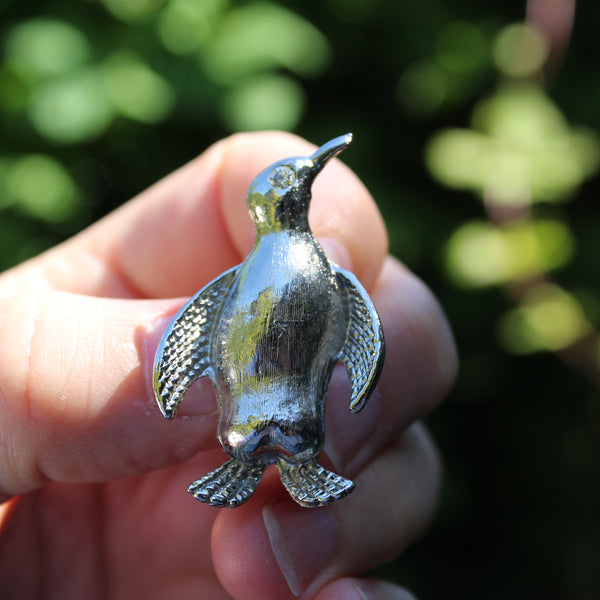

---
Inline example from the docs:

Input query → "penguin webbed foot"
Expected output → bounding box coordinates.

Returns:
[188,459,264,508]
[277,459,355,507]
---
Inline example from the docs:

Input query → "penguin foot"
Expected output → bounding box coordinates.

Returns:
[188,459,265,508]
[277,459,355,507]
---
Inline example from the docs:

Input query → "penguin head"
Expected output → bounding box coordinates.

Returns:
[246,133,353,233]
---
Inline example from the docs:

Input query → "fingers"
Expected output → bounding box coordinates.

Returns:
[0,132,454,509]
[0,251,456,503]
[0,292,220,500]
[324,255,457,476]
[211,423,440,600]
[313,578,416,600]
[208,255,456,599]
[6,131,387,299]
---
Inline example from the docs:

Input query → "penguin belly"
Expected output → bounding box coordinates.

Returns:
[218,384,327,465]
[213,237,345,466]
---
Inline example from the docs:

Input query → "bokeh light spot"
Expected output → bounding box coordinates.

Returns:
[427,86,600,204]
[101,0,165,23]
[436,21,487,74]
[446,219,574,288]
[570,128,600,178]
[5,19,91,80]
[493,24,549,78]
[102,53,175,123]
[202,3,330,85]
[426,128,486,190]
[445,221,507,287]
[473,85,566,149]
[5,155,80,222]
[28,70,114,143]
[222,74,304,132]
[498,284,591,354]
[158,0,226,54]
[398,61,447,114]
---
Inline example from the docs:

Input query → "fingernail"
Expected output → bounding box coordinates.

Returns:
[140,313,217,418]
[354,581,417,600]
[320,237,353,271]
[355,584,374,600]
[263,502,337,597]
[324,366,383,474]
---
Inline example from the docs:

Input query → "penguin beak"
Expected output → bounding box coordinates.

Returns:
[310,133,353,177]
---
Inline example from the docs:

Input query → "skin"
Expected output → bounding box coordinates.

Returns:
[0,132,458,600]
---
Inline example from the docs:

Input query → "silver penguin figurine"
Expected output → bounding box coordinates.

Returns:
[153,134,385,508]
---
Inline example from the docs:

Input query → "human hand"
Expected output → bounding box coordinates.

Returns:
[0,132,457,599]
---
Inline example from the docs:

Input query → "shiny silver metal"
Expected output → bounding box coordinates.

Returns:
[154,134,385,508]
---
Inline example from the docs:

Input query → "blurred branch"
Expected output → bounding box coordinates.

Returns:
[482,0,600,388]
[527,0,575,76]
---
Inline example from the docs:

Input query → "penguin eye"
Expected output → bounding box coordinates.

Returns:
[268,165,296,189]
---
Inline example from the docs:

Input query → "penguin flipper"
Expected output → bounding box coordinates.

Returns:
[188,459,265,508]
[277,459,355,507]
[334,268,385,413]
[153,266,239,419]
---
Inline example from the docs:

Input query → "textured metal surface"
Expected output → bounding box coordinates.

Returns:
[154,134,385,508]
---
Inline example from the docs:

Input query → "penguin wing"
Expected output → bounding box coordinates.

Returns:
[334,268,385,413]
[153,266,239,419]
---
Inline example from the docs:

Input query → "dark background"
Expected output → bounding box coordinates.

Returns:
[1,1,599,598]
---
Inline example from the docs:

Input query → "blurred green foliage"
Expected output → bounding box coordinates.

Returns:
[427,85,599,205]
[0,0,332,271]
[1,0,600,599]
[445,219,575,287]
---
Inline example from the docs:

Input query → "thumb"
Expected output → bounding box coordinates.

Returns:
[0,291,218,500]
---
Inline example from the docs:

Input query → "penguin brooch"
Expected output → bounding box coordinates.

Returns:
[153,134,385,508]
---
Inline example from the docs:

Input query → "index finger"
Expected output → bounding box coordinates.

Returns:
[10,132,388,299]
